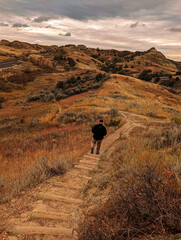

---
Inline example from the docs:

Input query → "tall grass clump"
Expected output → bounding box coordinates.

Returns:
[0,156,69,203]
[0,123,90,203]
[78,126,181,240]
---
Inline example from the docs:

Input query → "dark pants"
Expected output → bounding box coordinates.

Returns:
[91,138,102,154]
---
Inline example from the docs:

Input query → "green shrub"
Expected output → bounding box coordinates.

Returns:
[171,117,181,125]
[176,71,181,75]
[139,69,152,82]
[67,57,76,67]
[105,119,120,127]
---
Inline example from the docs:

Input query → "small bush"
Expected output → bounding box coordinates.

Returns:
[176,71,181,75]
[139,69,152,82]
[105,119,120,127]
[58,111,89,124]
[68,57,76,67]
[153,126,181,149]
[56,81,64,88]
[171,117,181,125]
[0,97,6,103]
[0,157,69,203]
[147,112,158,118]
[106,109,119,118]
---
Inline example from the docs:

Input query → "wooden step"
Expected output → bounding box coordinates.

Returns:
[37,193,83,204]
[31,211,70,221]
[79,160,97,165]
[12,225,72,236]
[67,172,92,180]
[84,154,100,159]
[74,165,93,171]
[52,182,82,189]
[81,156,98,161]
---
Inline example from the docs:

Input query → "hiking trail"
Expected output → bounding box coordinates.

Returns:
[3,113,148,240]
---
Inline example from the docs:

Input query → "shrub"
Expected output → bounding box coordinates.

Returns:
[67,57,76,67]
[105,119,120,127]
[171,117,181,125]
[169,75,172,80]
[67,76,77,85]
[0,97,6,103]
[154,76,160,83]
[175,77,180,82]
[95,73,104,82]
[139,70,152,82]
[176,71,181,75]
[0,157,69,203]
[78,161,181,240]
[58,111,88,124]
[56,81,64,88]
[105,109,119,118]
[78,130,181,240]
[147,126,181,149]
[53,55,65,61]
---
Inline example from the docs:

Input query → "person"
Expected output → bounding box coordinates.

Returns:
[91,119,107,155]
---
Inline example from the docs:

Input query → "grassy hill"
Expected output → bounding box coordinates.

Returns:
[0,40,181,239]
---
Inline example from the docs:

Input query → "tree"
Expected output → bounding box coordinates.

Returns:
[67,58,76,67]
[139,70,152,82]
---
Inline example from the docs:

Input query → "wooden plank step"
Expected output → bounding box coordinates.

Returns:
[84,154,100,159]
[79,160,97,165]
[52,182,82,189]
[67,172,92,180]
[74,165,94,171]
[81,157,98,162]
[37,193,83,204]
[30,211,70,220]
[12,226,72,236]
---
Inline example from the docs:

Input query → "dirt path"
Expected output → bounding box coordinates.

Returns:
[2,114,146,240]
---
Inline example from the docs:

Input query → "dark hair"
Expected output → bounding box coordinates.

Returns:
[99,119,103,123]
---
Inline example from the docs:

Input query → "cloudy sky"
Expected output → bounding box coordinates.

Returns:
[0,0,181,60]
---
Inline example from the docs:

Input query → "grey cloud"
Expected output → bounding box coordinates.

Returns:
[130,22,147,28]
[0,22,9,26]
[59,32,71,37]
[169,27,181,32]
[64,32,71,36]
[130,22,139,28]
[33,16,53,23]
[12,23,30,27]
[45,25,59,29]
[0,0,173,21]
[45,25,53,28]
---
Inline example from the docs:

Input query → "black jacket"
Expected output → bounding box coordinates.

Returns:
[92,124,107,140]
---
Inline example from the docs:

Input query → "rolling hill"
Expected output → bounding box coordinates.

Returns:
[0,40,181,240]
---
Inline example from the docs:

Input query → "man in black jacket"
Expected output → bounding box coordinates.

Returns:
[91,119,107,155]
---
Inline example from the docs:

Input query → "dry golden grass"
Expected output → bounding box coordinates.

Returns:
[78,125,181,240]
[59,74,181,121]
[0,64,180,203]
[0,45,39,59]
[0,123,90,202]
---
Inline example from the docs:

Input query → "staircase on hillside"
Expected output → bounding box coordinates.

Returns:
[6,120,137,240]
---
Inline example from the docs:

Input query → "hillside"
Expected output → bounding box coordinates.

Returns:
[0,40,181,240]
[0,40,181,94]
